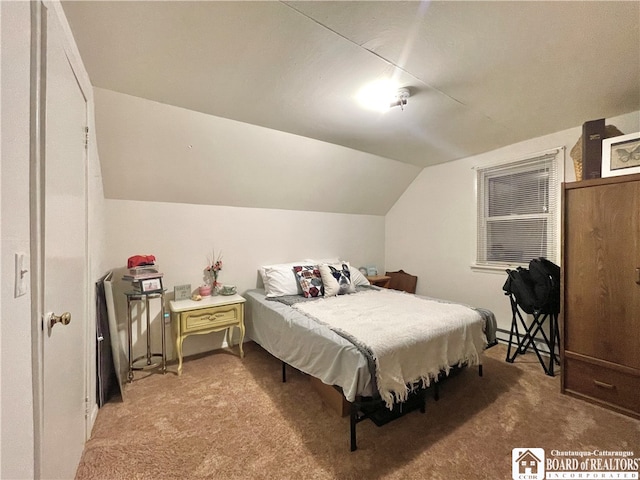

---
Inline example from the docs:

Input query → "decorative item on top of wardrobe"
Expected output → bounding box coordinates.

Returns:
[570,120,624,180]
[204,249,223,295]
[602,131,640,178]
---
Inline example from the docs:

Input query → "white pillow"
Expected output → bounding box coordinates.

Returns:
[319,262,356,297]
[259,261,306,297]
[349,266,370,286]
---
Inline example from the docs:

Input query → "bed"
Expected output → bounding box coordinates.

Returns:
[244,262,497,450]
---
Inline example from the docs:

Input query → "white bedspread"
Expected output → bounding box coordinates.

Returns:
[292,289,487,408]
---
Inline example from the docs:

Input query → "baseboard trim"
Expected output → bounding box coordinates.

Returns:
[87,402,99,440]
[495,327,559,357]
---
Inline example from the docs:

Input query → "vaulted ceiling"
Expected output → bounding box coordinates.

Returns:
[61,1,640,213]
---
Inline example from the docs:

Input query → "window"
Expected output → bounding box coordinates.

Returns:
[475,149,561,269]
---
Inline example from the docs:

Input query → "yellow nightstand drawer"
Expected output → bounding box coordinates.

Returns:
[182,304,240,333]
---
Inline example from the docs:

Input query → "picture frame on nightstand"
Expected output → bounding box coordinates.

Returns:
[139,277,163,293]
[173,284,191,301]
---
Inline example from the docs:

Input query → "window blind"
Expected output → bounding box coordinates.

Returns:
[476,150,560,267]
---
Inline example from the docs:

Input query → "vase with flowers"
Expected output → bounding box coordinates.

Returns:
[205,249,223,295]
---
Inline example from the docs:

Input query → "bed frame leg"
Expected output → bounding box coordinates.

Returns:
[350,403,358,452]
[420,389,426,413]
[282,361,286,383]
[434,383,440,401]
[479,364,483,377]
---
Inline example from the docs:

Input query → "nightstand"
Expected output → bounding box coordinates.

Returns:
[169,294,246,375]
[366,275,391,288]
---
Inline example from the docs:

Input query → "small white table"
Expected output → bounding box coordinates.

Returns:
[169,294,246,375]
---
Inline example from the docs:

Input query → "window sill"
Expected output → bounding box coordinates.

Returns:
[470,263,525,274]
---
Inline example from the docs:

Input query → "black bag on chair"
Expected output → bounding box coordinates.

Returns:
[502,267,538,314]
[528,257,561,314]
[502,258,560,315]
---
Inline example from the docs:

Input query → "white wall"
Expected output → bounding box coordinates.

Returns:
[94,88,421,216]
[385,111,640,337]
[1,3,36,478]
[105,199,384,360]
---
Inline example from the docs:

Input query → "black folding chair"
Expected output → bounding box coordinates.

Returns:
[502,261,561,377]
[505,293,560,376]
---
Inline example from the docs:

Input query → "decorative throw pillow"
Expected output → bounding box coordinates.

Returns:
[293,265,324,298]
[319,262,356,297]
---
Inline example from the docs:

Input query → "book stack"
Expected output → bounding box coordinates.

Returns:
[123,264,164,293]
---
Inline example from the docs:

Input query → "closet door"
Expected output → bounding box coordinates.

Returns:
[38,3,89,478]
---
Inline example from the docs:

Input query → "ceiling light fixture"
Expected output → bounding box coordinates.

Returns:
[390,88,410,111]
[356,80,411,113]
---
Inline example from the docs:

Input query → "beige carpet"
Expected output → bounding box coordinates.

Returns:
[76,342,640,480]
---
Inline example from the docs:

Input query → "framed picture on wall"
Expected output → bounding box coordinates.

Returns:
[601,132,640,178]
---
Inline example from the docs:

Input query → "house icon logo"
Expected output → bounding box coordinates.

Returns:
[512,448,545,480]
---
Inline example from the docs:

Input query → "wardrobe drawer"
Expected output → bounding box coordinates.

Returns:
[564,358,640,415]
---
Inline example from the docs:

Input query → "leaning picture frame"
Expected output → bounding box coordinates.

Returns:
[601,132,640,178]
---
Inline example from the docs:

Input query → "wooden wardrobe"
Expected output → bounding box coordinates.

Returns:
[561,173,640,419]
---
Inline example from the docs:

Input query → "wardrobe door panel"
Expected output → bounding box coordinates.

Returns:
[564,179,640,370]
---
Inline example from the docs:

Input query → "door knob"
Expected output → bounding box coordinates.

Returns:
[49,311,71,328]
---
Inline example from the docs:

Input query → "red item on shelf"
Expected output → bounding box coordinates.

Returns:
[127,255,156,269]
